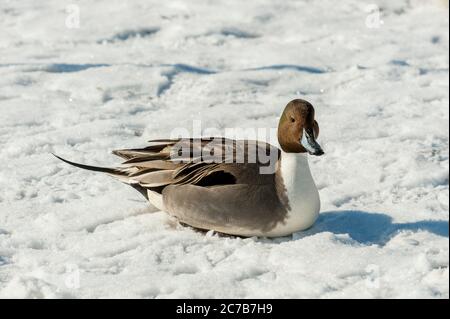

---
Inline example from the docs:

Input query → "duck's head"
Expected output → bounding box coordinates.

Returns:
[277,99,324,156]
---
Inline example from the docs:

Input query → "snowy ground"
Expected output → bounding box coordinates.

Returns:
[0,0,448,298]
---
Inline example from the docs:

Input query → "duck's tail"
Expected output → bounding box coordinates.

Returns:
[52,154,120,175]
[52,153,138,184]
[52,153,150,199]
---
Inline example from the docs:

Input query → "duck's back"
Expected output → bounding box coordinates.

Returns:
[110,138,290,236]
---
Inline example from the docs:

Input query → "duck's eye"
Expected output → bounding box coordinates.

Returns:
[290,117,295,123]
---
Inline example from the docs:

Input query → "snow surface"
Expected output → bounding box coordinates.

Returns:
[0,0,449,298]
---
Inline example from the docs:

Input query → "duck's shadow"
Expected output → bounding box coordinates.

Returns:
[287,211,448,246]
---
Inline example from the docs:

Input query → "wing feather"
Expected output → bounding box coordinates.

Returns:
[81,138,280,192]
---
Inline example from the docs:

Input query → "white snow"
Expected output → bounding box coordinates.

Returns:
[0,0,449,298]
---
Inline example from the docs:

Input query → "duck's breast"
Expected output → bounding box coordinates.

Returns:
[268,152,320,236]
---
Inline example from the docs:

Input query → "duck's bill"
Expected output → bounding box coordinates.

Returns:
[301,129,324,156]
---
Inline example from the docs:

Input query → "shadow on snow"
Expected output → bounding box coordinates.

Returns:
[295,210,449,246]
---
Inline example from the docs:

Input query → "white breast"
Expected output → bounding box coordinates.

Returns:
[267,152,320,237]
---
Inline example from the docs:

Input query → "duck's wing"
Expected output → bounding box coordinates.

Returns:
[113,137,280,183]
[55,138,280,199]
[113,137,264,163]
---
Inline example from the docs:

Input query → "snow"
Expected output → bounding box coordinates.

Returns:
[0,0,448,298]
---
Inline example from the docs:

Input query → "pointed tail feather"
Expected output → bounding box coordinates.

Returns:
[52,154,118,174]
[52,153,136,183]
[53,154,151,200]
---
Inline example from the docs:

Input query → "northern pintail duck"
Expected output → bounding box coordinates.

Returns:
[55,99,324,237]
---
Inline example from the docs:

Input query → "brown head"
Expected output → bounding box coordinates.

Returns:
[277,99,324,155]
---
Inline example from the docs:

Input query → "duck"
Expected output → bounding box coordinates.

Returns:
[55,99,324,237]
